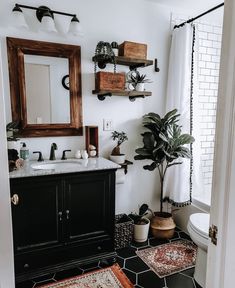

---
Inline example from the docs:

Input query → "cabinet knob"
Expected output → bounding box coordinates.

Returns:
[66,210,70,220]
[24,263,29,269]
[11,194,19,205]
[97,246,102,251]
[58,211,63,221]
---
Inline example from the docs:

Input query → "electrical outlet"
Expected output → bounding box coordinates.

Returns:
[103,119,113,131]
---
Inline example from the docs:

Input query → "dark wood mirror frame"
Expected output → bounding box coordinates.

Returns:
[7,37,83,137]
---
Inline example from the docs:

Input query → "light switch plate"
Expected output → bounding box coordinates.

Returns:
[103,119,113,131]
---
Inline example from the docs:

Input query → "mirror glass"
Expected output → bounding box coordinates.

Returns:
[24,55,70,124]
[7,37,83,137]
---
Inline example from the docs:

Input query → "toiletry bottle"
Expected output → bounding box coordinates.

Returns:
[81,150,88,159]
[75,150,81,159]
[20,142,29,160]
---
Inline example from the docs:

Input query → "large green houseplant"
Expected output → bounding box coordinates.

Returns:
[134,109,195,238]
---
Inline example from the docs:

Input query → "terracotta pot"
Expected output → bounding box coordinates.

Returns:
[150,212,176,239]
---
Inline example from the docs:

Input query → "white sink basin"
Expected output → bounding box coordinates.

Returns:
[31,161,82,171]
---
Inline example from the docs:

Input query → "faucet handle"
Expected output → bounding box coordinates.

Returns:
[61,150,71,160]
[33,151,44,162]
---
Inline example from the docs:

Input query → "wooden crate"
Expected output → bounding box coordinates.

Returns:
[118,41,147,59]
[95,72,125,91]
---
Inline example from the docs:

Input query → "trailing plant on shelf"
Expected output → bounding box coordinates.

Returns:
[111,131,128,155]
[134,109,195,213]
[93,41,116,73]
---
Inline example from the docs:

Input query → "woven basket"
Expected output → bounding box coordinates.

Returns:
[115,214,134,249]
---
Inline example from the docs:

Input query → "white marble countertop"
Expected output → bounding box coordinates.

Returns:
[9,157,120,179]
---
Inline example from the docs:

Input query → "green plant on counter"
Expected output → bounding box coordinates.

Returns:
[111,131,128,155]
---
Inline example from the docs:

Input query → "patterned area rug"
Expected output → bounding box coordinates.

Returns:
[38,264,133,288]
[136,239,197,278]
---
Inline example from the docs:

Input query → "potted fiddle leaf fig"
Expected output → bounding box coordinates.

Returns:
[110,131,128,164]
[134,109,195,239]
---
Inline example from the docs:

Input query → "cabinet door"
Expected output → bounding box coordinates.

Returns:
[10,176,63,254]
[64,171,115,244]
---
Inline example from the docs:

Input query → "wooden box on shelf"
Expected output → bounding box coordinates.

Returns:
[95,72,125,91]
[118,41,147,59]
[85,126,99,157]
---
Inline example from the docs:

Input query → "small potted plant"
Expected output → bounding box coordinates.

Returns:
[6,121,20,152]
[128,204,152,243]
[127,70,151,92]
[134,109,195,239]
[110,131,128,164]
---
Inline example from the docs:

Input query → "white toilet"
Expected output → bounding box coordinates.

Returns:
[187,213,210,288]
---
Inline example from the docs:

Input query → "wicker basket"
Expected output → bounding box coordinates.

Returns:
[115,214,134,249]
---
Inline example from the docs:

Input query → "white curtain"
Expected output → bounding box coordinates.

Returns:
[163,23,199,206]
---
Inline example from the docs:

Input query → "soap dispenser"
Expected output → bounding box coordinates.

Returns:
[20,142,29,160]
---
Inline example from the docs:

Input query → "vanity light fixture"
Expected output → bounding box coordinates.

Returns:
[12,4,83,36]
[12,4,28,28]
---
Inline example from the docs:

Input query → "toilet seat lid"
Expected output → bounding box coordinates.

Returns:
[189,213,210,238]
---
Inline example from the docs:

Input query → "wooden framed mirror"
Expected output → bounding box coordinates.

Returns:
[7,37,83,137]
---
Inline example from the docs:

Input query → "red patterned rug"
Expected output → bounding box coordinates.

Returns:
[136,239,197,278]
[38,264,133,288]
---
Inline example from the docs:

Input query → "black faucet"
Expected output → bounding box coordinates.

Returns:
[61,149,71,160]
[33,151,44,162]
[49,143,57,160]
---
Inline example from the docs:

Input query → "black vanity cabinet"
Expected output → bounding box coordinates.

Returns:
[10,169,116,283]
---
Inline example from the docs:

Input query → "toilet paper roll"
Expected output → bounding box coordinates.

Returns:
[116,169,126,184]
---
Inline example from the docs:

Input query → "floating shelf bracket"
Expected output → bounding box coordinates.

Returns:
[154,58,160,72]
[119,160,133,174]
[129,95,145,102]
[97,93,112,101]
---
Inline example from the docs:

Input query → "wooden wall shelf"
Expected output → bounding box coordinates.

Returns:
[92,55,153,70]
[120,160,133,174]
[92,90,152,101]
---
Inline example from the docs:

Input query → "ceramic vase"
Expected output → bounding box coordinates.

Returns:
[134,217,150,243]
[135,83,145,92]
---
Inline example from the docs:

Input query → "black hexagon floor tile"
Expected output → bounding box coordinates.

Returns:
[166,273,195,288]
[15,227,198,288]
[116,246,137,258]
[125,256,150,273]
[149,237,169,246]
[194,280,203,288]
[122,268,137,285]
[115,256,125,268]
[131,240,149,249]
[179,231,192,241]
[170,231,180,239]
[180,267,195,278]
[138,270,165,288]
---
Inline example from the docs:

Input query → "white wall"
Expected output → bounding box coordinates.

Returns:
[0,0,183,215]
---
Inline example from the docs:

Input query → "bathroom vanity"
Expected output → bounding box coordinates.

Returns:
[9,158,119,283]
